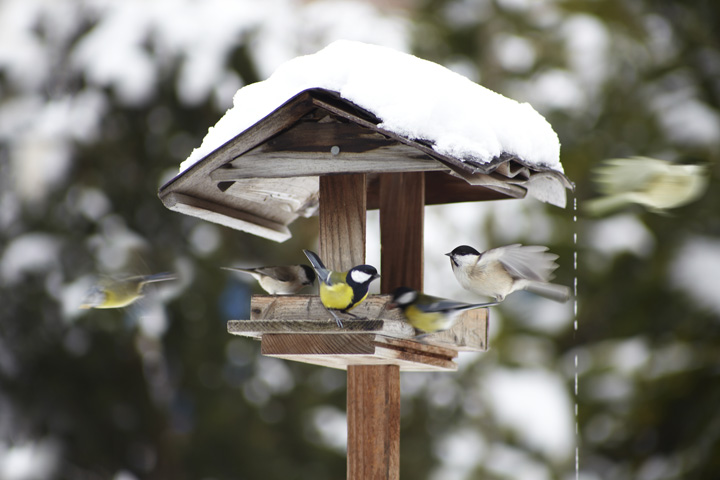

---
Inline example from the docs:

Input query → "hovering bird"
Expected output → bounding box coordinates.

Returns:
[390,287,498,335]
[222,264,316,294]
[79,272,176,309]
[446,244,570,303]
[584,156,708,216]
[303,249,380,328]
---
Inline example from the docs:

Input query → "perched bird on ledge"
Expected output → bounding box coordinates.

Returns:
[303,249,380,328]
[222,264,315,294]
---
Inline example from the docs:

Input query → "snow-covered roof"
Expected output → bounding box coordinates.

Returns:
[160,41,573,242]
[181,40,563,174]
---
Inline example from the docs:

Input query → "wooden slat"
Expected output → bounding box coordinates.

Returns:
[348,365,400,480]
[249,293,405,323]
[319,174,367,271]
[228,294,490,352]
[379,172,425,293]
[162,192,291,242]
[261,334,457,371]
[210,148,442,180]
[159,91,316,194]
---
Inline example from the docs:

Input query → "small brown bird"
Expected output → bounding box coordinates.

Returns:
[222,265,316,295]
[446,244,570,303]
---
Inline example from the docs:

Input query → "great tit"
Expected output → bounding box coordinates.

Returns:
[303,249,380,328]
[222,264,316,294]
[446,244,570,303]
[390,286,498,335]
[79,272,176,309]
[584,156,708,216]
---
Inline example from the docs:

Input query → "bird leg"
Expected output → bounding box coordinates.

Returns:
[328,309,344,328]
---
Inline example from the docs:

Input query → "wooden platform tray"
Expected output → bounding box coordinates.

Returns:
[228,294,490,372]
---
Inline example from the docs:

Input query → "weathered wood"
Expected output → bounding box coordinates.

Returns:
[260,334,457,372]
[367,171,516,209]
[210,149,442,180]
[319,174,366,271]
[379,172,425,293]
[221,177,319,217]
[227,294,490,353]
[347,365,400,480]
[162,192,291,242]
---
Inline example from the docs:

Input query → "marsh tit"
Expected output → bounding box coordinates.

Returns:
[446,244,570,303]
[390,286,498,334]
[303,249,380,328]
[80,272,176,309]
[222,264,315,294]
[584,156,708,216]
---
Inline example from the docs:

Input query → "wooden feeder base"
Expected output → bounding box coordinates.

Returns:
[227,294,490,372]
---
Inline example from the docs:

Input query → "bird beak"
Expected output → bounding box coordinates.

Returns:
[444,252,452,257]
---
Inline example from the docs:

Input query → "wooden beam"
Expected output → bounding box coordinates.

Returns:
[319,174,367,271]
[379,172,425,293]
[347,365,400,479]
[317,174,399,479]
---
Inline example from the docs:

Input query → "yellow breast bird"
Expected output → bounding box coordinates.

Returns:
[80,272,176,309]
[303,249,380,328]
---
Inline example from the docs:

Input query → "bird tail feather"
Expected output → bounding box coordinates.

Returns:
[303,250,330,283]
[140,272,176,284]
[524,281,571,303]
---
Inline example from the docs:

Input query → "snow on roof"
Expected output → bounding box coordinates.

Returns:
[180,40,562,174]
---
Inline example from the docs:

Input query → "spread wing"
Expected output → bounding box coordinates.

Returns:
[494,244,558,282]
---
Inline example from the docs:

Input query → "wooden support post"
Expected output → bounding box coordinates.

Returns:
[379,172,425,293]
[319,174,366,271]
[347,364,400,479]
[319,174,401,480]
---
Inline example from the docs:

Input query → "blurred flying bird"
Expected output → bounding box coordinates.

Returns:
[80,272,176,309]
[446,244,570,303]
[390,286,498,334]
[584,156,708,216]
[303,249,380,328]
[222,264,316,294]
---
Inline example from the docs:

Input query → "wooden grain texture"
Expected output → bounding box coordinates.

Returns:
[260,334,457,371]
[348,365,400,480]
[227,294,490,352]
[379,172,425,293]
[319,174,367,271]
[162,192,291,242]
[367,171,514,209]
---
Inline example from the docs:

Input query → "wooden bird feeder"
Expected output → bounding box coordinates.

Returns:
[159,87,571,479]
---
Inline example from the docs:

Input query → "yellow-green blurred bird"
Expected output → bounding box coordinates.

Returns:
[303,249,380,328]
[79,272,176,309]
[390,287,498,335]
[221,264,316,294]
[584,156,708,216]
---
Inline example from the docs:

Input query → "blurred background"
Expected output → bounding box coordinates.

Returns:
[1,0,719,479]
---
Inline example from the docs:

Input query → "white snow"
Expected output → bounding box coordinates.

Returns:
[669,236,720,316]
[484,367,574,461]
[180,40,562,174]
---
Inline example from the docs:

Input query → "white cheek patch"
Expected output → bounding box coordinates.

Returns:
[350,270,372,284]
[455,254,479,266]
[395,291,416,305]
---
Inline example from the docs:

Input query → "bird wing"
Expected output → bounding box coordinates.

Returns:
[494,244,558,282]
[252,266,297,283]
[414,295,474,313]
[593,157,667,195]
